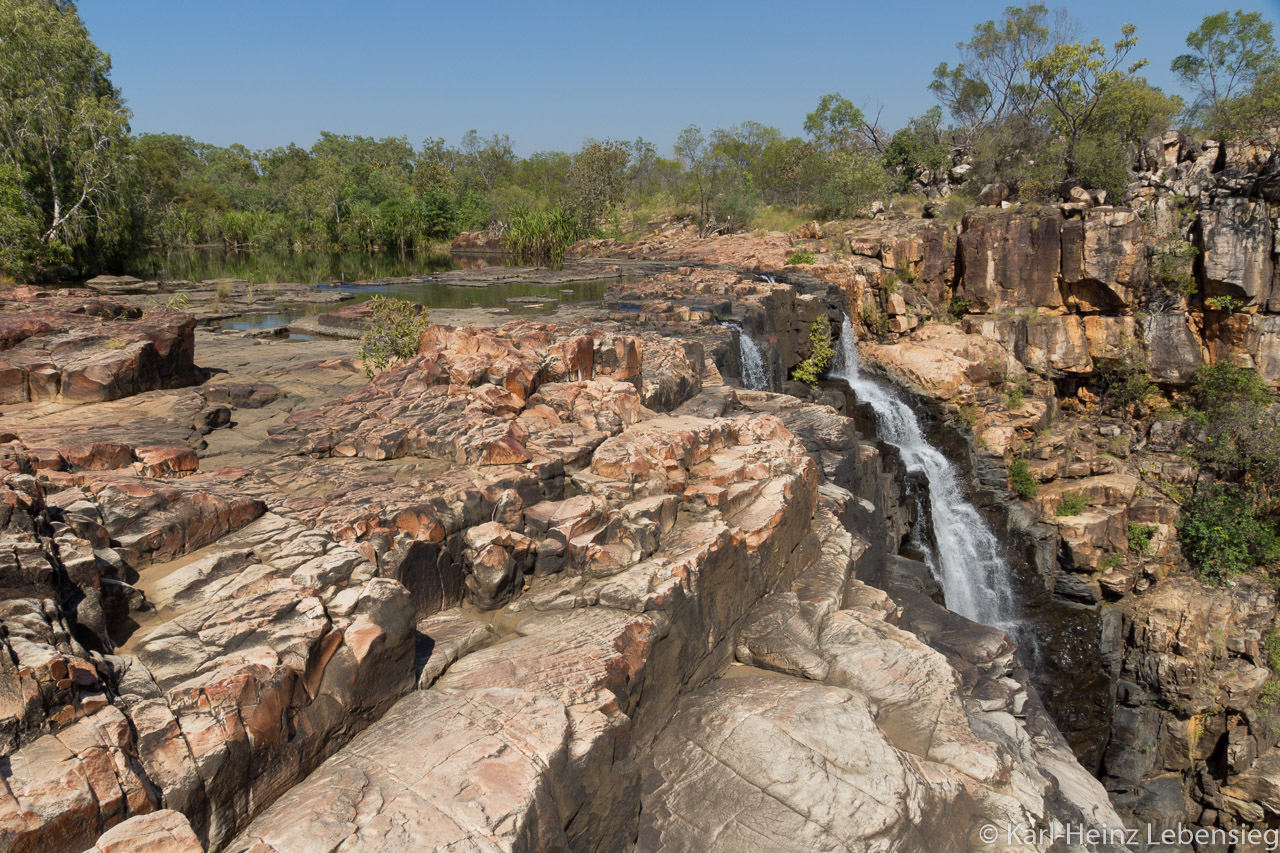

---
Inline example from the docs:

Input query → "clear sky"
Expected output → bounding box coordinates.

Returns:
[78,0,1280,156]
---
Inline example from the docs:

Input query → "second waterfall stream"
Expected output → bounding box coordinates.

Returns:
[831,314,1018,631]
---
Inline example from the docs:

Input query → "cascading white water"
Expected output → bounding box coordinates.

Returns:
[721,322,769,391]
[831,314,1016,629]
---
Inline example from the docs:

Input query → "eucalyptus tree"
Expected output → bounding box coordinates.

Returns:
[1172,10,1280,138]
[0,0,132,278]
[1027,23,1146,178]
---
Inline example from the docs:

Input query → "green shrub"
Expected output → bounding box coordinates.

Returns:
[1009,459,1037,500]
[785,249,816,265]
[503,205,589,262]
[957,404,978,426]
[1260,679,1280,737]
[357,296,431,378]
[860,307,889,336]
[790,315,834,388]
[1179,484,1280,586]
[1264,627,1280,672]
[1101,552,1125,570]
[1205,295,1245,313]
[1150,235,1198,299]
[1190,362,1272,416]
[1055,493,1089,516]
[1007,387,1025,409]
[1093,342,1155,413]
[946,296,972,321]
[1127,523,1157,555]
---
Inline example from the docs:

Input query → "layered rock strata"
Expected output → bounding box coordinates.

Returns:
[0,277,1130,853]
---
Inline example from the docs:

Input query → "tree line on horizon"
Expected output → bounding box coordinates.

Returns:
[1,0,1277,281]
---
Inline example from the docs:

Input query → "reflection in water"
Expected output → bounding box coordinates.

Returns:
[219,277,618,331]
[130,248,467,285]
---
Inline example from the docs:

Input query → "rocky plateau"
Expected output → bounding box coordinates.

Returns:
[0,128,1278,853]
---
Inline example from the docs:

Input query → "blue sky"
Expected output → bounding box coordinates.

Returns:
[79,0,1280,156]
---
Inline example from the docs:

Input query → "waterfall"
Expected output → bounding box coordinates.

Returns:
[758,274,777,284]
[721,322,769,391]
[831,314,1016,629]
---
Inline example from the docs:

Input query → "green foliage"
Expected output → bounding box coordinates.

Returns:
[1007,386,1025,409]
[1101,552,1125,570]
[1264,627,1280,672]
[810,150,887,218]
[1093,342,1155,414]
[1184,364,1280,508]
[929,5,1053,143]
[673,124,763,235]
[566,139,630,232]
[883,108,951,192]
[1205,294,1244,312]
[1055,492,1088,516]
[1009,459,1038,500]
[946,296,973,321]
[790,315,834,388]
[804,93,883,154]
[1149,234,1199,301]
[1027,23,1147,179]
[860,306,889,337]
[785,249,815,265]
[501,205,589,263]
[1180,484,1280,585]
[0,0,134,280]
[357,296,430,378]
[957,404,978,427]
[1127,522,1157,555]
[1260,680,1280,719]
[1172,358,1280,584]
[1190,362,1273,416]
[1068,75,1183,199]
[1172,11,1280,138]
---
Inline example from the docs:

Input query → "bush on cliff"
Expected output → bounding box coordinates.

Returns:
[1009,459,1037,500]
[791,315,834,388]
[1055,493,1088,516]
[1179,484,1280,585]
[1093,343,1155,415]
[1179,363,1280,584]
[357,296,430,378]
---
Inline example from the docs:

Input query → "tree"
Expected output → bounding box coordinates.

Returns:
[566,139,629,231]
[1027,23,1146,178]
[883,108,951,193]
[458,130,516,194]
[929,5,1072,147]
[803,93,887,154]
[1070,76,1181,198]
[0,0,132,278]
[1172,10,1280,138]
[674,126,716,234]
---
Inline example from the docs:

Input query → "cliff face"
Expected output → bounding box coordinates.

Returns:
[0,265,1127,852]
[838,133,1280,835]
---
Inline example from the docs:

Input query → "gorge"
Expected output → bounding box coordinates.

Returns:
[0,128,1278,853]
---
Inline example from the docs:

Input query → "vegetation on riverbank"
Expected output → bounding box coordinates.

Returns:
[2,1,1276,281]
